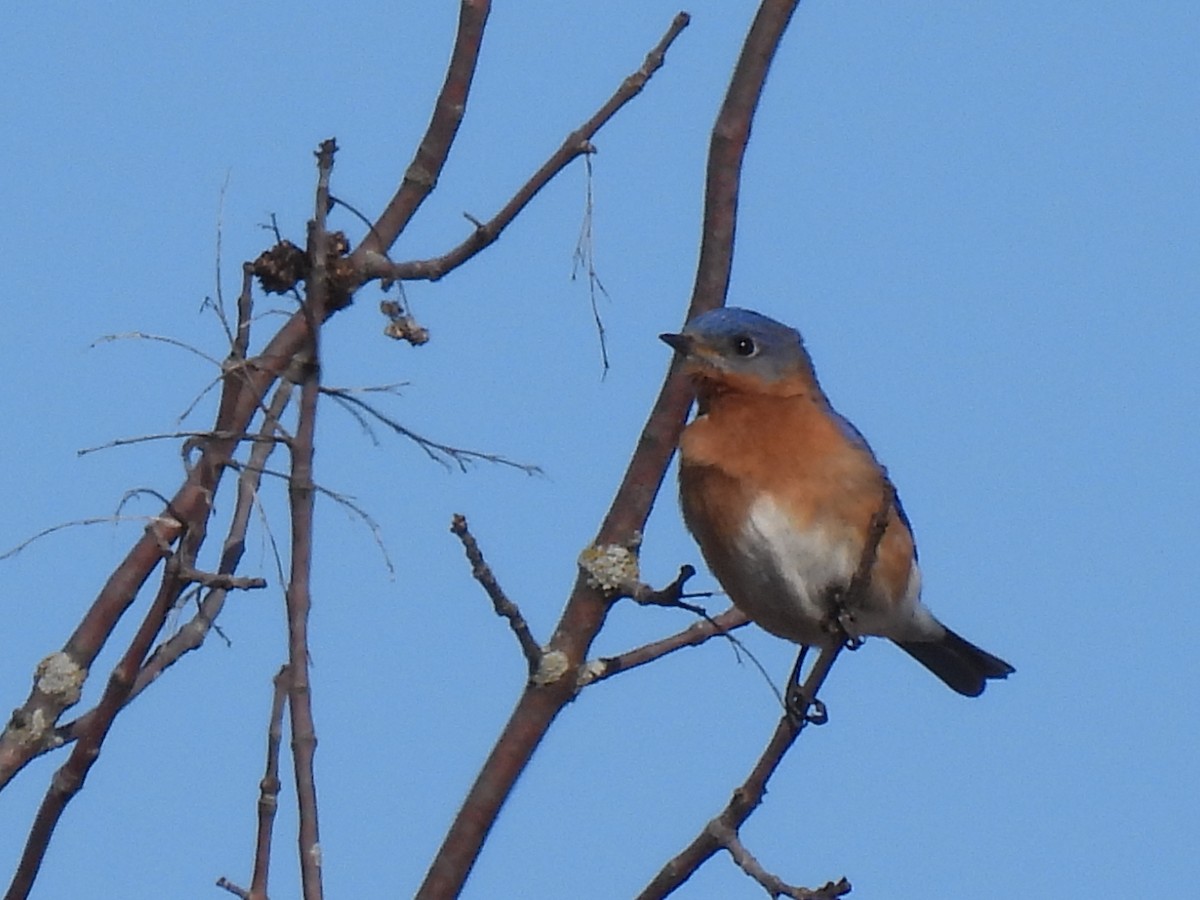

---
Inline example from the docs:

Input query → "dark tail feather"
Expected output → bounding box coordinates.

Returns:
[896,628,1015,697]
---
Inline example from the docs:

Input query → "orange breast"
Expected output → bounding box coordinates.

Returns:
[677,388,917,639]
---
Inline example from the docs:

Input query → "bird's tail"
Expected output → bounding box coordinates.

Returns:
[896,628,1015,697]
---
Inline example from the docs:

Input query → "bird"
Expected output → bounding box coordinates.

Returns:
[660,307,1014,697]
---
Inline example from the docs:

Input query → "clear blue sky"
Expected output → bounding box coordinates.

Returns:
[2,2,1197,897]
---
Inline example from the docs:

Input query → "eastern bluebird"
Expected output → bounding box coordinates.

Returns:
[661,307,1014,697]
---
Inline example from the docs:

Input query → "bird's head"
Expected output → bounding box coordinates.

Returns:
[660,307,817,396]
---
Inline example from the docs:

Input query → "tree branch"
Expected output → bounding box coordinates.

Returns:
[5,529,205,899]
[281,138,337,900]
[416,4,796,895]
[358,11,692,286]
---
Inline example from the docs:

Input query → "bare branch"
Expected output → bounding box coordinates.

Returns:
[215,877,251,899]
[636,644,845,900]
[52,383,296,751]
[360,11,691,286]
[451,514,542,675]
[688,1,802,316]
[235,262,255,360]
[710,820,851,900]
[177,568,266,592]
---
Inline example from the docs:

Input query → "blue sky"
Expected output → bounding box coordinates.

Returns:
[1,2,1197,897]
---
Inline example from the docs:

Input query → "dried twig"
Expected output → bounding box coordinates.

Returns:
[451,514,541,675]
[215,877,251,899]
[636,645,845,900]
[76,430,284,458]
[0,515,167,561]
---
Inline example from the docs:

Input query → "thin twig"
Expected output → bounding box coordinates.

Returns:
[636,645,845,900]
[76,430,284,458]
[451,514,542,675]
[322,387,539,474]
[0,515,170,562]
[571,151,611,372]
[215,877,251,899]
[582,606,750,685]
[90,331,225,370]
[223,458,395,577]
[235,262,255,359]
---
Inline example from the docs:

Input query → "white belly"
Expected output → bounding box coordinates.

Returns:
[729,494,931,643]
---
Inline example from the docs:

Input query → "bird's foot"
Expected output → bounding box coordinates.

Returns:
[785,683,828,727]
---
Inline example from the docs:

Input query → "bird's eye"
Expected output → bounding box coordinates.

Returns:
[733,336,757,357]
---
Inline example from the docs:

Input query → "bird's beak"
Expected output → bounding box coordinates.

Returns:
[659,331,693,355]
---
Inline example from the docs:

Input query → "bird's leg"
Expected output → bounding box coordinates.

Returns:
[784,645,828,726]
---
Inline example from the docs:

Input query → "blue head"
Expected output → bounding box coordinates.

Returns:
[660,307,817,388]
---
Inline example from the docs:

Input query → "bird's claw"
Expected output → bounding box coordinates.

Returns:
[785,686,828,727]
